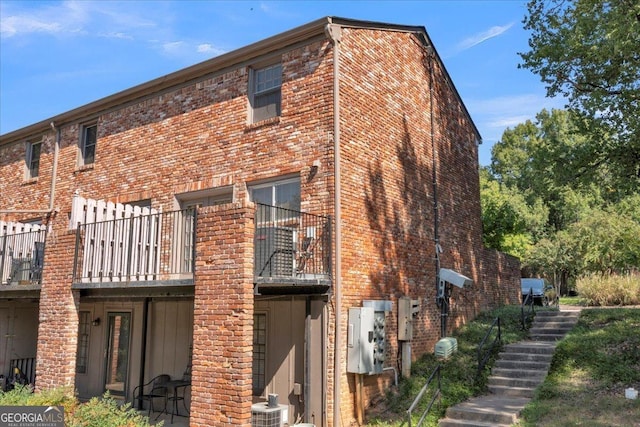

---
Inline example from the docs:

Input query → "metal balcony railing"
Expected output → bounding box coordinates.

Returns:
[254,203,332,282]
[0,230,46,286]
[73,209,196,284]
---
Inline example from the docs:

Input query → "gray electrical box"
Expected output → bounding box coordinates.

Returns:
[398,297,413,341]
[398,297,421,341]
[347,305,388,375]
[347,307,375,374]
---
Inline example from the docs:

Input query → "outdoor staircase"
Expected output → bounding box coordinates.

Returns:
[438,309,580,427]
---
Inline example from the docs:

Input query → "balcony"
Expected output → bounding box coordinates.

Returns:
[0,228,46,287]
[72,209,196,287]
[254,203,331,293]
[70,203,331,293]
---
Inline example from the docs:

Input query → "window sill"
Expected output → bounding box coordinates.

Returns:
[74,163,95,173]
[245,116,280,132]
[22,177,38,185]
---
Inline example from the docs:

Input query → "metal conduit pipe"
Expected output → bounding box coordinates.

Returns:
[325,21,343,427]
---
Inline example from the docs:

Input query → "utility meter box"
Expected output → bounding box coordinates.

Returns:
[347,306,387,374]
[398,297,420,341]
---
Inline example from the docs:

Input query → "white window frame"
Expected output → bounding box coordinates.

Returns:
[249,177,300,211]
[25,139,42,179]
[79,123,98,166]
[249,63,282,123]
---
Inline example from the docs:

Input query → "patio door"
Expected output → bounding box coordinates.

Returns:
[104,312,131,397]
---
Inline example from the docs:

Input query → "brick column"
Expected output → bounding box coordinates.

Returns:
[35,229,79,391]
[190,202,255,427]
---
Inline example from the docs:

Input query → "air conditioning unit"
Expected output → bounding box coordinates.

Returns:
[254,227,295,277]
[435,337,458,359]
[9,259,32,285]
[251,403,288,427]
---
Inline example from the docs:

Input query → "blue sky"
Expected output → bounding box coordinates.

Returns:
[0,0,565,165]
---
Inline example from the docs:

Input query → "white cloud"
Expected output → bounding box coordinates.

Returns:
[162,41,185,54]
[467,93,567,144]
[457,23,514,51]
[1,16,62,37]
[488,115,534,128]
[99,32,134,40]
[0,1,157,39]
[197,43,225,56]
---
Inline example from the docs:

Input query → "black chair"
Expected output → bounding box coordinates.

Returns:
[167,366,192,423]
[132,374,171,416]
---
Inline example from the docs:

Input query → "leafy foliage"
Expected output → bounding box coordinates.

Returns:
[576,272,640,306]
[483,108,640,289]
[520,0,640,192]
[0,388,159,427]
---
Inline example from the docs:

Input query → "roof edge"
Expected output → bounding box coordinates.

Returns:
[0,17,330,143]
[1,16,481,143]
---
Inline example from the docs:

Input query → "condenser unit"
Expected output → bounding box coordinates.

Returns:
[434,337,458,359]
[9,259,32,285]
[251,403,288,427]
[254,227,295,277]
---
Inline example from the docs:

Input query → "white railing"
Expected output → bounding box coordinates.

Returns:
[72,199,195,283]
[0,222,47,285]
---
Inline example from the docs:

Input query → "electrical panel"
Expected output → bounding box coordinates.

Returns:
[398,297,420,341]
[347,306,388,375]
[371,310,386,373]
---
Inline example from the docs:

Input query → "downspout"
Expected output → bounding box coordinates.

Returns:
[325,21,343,427]
[48,122,60,214]
[137,297,150,409]
[0,121,60,218]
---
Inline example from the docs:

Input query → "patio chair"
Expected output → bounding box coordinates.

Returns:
[132,374,171,416]
[167,365,192,423]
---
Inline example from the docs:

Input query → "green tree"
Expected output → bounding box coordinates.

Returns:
[520,0,640,192]
[479,167,547,260]
[491,109,603,231]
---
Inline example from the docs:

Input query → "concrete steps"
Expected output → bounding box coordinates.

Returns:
[529,311,580,341]
[438,309,579,427]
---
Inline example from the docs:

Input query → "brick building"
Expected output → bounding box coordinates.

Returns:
[0,17,520,426]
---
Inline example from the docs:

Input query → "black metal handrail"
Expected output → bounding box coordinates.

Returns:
[407,365,441,427]
[521,288,535,330]
[254,203,331,280]
[477,317,501,377]
[73,209,196,283]
[0,230,46,286]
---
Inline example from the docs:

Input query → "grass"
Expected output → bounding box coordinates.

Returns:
[366,305,530,426]
[368,306,640,427]
[559,296,586,306]
[517,308,640,427]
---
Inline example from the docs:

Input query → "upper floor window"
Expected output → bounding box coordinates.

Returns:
[80,123,97,166]
[250,63,282,123]
[25,139,41,179]
[250,177,300,212]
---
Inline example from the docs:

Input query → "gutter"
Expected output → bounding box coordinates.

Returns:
[0,122,60,219]
[325,21,343,427]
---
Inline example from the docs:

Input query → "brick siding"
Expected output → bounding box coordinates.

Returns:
[0,20,520,426]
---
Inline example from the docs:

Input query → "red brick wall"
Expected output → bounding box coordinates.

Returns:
[335,27,520,421]
[35,230,79,391]
[0,22,520,427]
[191,202,254,427]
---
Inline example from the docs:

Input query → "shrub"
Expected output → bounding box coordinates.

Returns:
[0,387,159,427]
[68,393,159,427]
[576,272,640,306]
